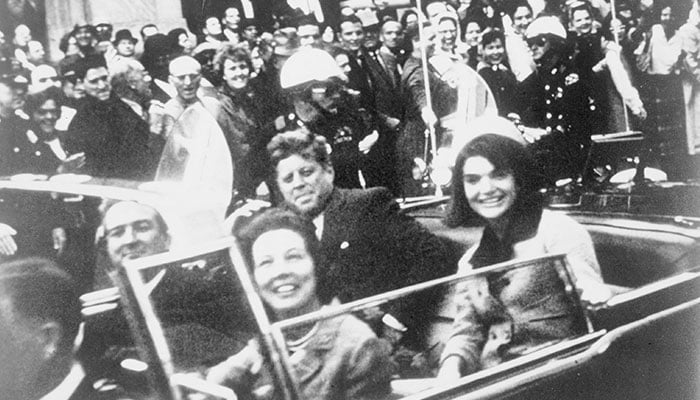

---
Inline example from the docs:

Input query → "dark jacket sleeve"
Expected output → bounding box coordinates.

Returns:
[362,188,458,347]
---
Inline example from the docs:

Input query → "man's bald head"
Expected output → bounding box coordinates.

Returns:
[168,56,202,103]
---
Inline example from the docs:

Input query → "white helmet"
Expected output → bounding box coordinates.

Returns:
[279,48,345,90]
[526,16,567,40]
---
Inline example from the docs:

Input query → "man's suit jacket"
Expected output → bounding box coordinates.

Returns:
[316,187,456,346]
[65,95,158,180]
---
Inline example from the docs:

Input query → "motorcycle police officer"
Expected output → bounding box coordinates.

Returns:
[279,48,378,189]
[517,16,604,183]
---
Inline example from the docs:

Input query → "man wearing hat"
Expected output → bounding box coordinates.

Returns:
[113,29,137,59]
[72,24,98,57]
[516,16,602,183]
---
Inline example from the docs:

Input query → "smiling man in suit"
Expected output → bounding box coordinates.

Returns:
[266,129,456,349]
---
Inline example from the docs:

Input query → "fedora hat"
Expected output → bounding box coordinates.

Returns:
[113,29,138,45]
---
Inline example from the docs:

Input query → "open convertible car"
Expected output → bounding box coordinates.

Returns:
[1,176,698,399]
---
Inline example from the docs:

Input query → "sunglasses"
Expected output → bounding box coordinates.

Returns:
[526,36,548,47]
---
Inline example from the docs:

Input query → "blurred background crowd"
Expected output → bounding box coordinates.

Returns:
[0,0,699,204]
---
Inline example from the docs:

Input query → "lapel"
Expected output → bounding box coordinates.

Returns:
[292,311,344,383]
[319,188,347,254]
[363,48,394,90]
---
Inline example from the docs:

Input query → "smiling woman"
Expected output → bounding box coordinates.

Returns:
[438,116,611,379]
[207,208,394,400]
[207,209,393,400]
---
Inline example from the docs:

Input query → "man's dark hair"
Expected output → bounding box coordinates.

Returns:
[72,24,97,37]
[338,14,363,32]
[267,129,331,173]
[203,15,220,34]
[72,54,107,80]
[58,31,75,54]
[568,1,595,25]
[0,258,81,355]
[324,43,351,59]
[481,28,505,47]
[296,13,320,29]
[140,23,158,39]
[24,86,64,115]
[507,0,533,19]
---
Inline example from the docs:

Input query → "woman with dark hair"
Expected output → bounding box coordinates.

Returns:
[438,116,610,379]
[214,43,283,200]
[208,208,394,400]
[167,28,196,56]
[400,8,419,32]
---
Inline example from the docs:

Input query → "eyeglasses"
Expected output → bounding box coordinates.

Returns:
[526,36,548,48]
[170,73,201,83]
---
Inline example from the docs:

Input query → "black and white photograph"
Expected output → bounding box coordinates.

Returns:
[0,0,698,399]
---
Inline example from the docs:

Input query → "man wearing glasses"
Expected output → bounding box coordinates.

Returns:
[163,55,220,123]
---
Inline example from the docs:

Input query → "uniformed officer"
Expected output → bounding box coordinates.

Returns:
[279,48,378,189]
[517,16,604,183]
[0,56,32,176]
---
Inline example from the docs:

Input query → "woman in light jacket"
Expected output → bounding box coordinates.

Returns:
[437,116,611,379]
[208,208,394,400]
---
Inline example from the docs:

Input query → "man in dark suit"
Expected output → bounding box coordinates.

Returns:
[65,55,158,180]
[266,129,456,349]
[0,257,125,399]
[338,15,403,195]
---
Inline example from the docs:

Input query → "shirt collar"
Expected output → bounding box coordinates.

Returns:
[120,97,145,118]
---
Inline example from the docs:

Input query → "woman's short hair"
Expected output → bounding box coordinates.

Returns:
[480,28,505,47]
[213,43,253,75]
[446,134,544,227]
[235,208,330,302]
[24,86,63,116]
[267,129,331,174]
[400,8,419,29]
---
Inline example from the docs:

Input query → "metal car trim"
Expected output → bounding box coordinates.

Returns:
[425,297,700,400]
[605,271,700,307]
[273,253,573,330]
[397,330,606,400]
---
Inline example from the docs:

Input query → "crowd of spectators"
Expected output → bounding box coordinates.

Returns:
[3,1,697,398]
[1,0,699,201]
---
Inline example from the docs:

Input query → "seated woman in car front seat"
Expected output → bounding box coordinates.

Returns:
[437,116,612,379]
[207,208,394,400]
